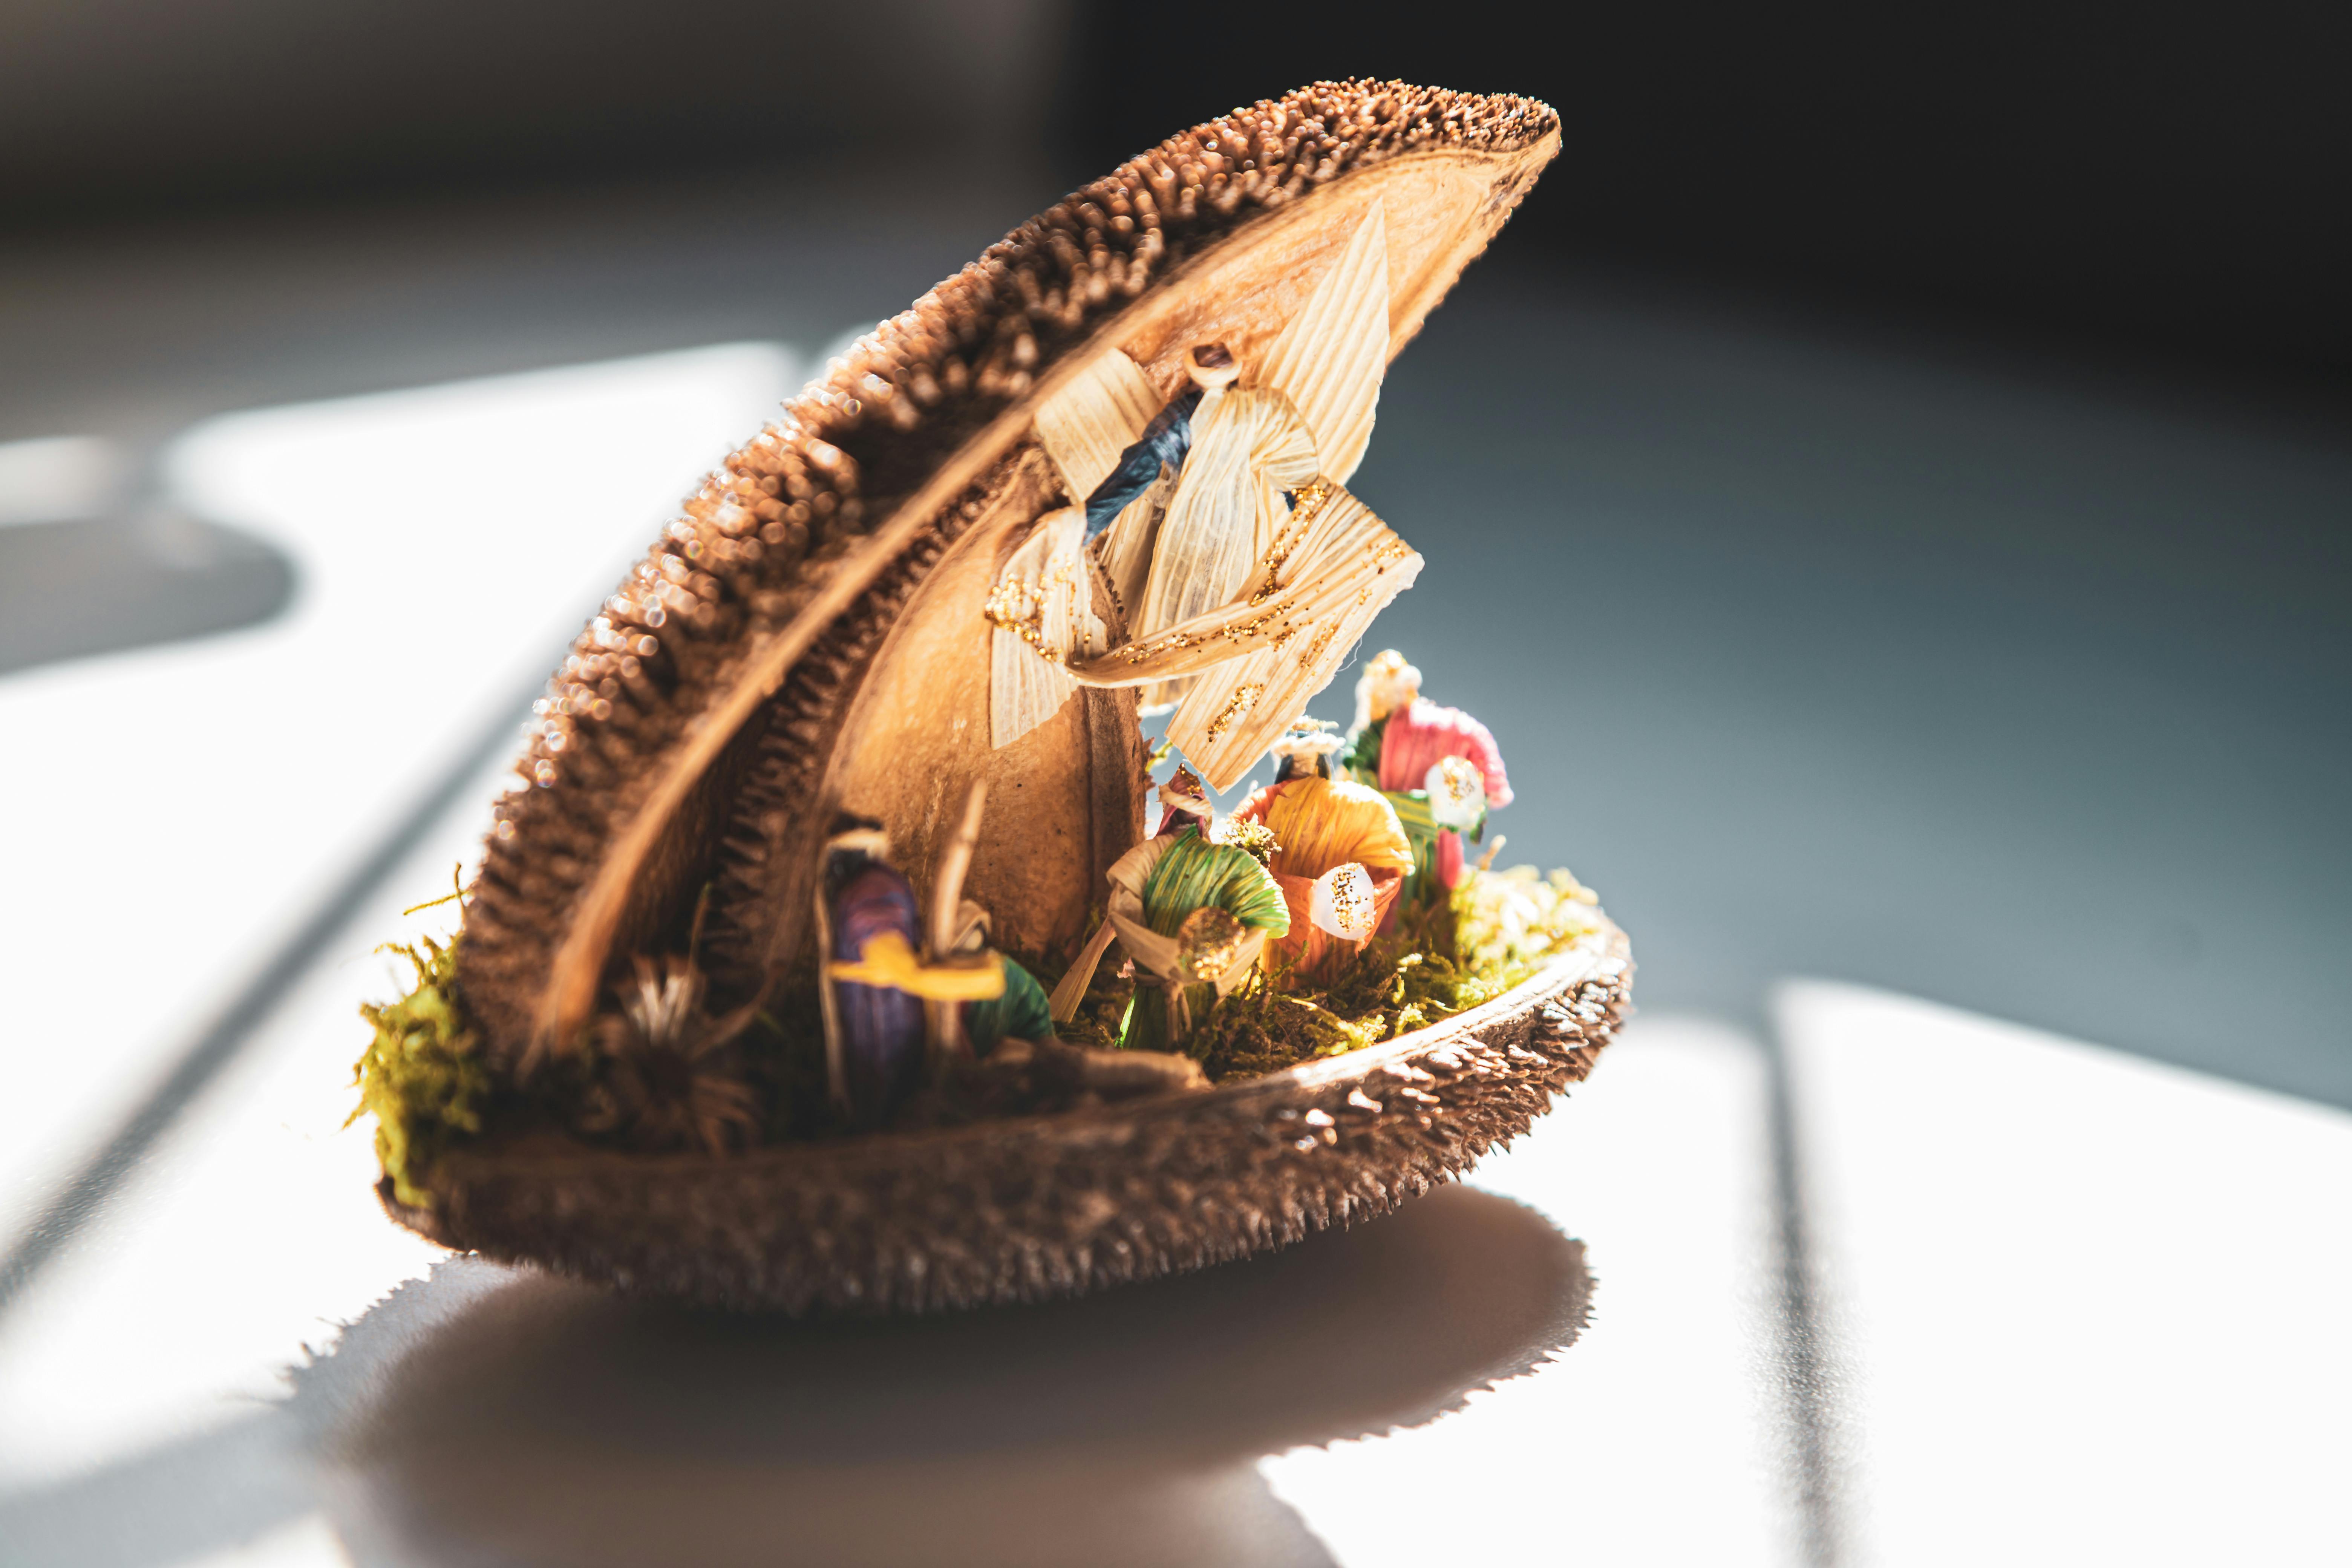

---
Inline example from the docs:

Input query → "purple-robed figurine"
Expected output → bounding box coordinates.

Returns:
[817,819,928,1130]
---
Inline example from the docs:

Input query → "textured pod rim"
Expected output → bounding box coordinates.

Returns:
[384,915,1632,1313]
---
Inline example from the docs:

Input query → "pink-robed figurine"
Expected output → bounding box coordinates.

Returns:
[1338,651,1513,908]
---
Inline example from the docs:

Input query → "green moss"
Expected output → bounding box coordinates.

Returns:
[1180,865,1601,1083]
[1185,979,1365,1080]
[349,935,491,1208]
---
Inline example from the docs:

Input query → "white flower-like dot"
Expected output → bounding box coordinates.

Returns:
[1310,861,1378,942]
[1425,755,1488,831]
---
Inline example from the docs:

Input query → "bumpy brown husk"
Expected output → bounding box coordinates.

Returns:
[382,82,1596,1310]
[384,922,1629,1313]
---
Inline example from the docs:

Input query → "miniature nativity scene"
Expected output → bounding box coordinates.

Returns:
[356,81,1632,1311]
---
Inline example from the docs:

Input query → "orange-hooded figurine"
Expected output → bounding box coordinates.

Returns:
[1232,727,1413,983]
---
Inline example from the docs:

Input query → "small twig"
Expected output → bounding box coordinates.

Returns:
[926,779,990,1059]
[927,779,989,960]
[400,863,469,917]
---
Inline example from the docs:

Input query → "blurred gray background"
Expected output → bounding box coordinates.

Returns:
[3,0,2346,1105]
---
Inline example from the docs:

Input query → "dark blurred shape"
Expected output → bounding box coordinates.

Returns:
[11,0,2341,388]
[0,0,1066,222]
[1064,0,2352,389]
[0,509,296,675]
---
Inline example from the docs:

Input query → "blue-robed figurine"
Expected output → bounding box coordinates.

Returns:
[1079,346,1222,540]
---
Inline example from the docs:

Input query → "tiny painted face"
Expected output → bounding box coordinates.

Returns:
[1187,342,1241,390]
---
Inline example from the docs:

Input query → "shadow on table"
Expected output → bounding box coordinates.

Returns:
[0,506,296,677]
[0,1184,1592,1568]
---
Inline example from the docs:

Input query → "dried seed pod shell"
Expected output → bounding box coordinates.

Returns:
[385,80,1597,1306]
[387,922,1629,1312]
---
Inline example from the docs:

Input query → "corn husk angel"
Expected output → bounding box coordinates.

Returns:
[1232,727,1414,983]
[991,203,1424,791]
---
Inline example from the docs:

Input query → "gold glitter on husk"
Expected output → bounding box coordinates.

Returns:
[1216,817,1281,867]
[982,577,1064,664]
[1204,681,1264,743]
[1175,906,1249,982]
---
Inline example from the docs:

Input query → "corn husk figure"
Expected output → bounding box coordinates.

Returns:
[815,819,1006,1130]
[1152,765,1214,838]
[1103,825,1290,1054]
[998,204,1425,787]
[948,870,1211,1098]
[1092,340,1314,716]
[1049,768,1213,1023]
[1048,768,1290,1047]
[1339,650,1514,911]
[939,900,1058,1058]
[1234,726,1415,983]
